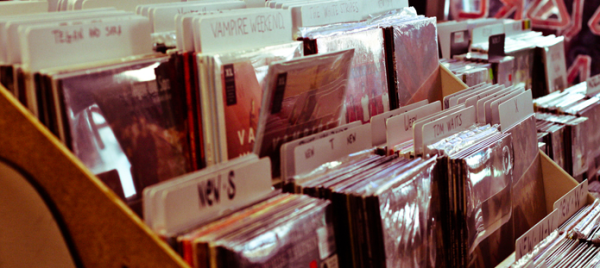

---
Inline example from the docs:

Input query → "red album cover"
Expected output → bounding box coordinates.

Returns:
[392,18,441,107]
[212,43,303,161]
[220,61,261,159]
[314,28,389,124]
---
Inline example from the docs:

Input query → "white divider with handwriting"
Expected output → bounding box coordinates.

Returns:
[146,156,273,236]
[386,101,440,152]
[587,73,600,97]
[294,123,372,176]
[291,0,362,35]
[471,23,504,47]
[420,106,476,156]
[365,0,408,18]
[515,180,588,260]
[194,8,292,53]
[21,16,152,72]
[498,90,534,131]
[282,121,361,180]
[151,1,245,33]
[371,100,427,146]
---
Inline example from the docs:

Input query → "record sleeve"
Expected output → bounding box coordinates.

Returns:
[388,17,440,107]
[309,28,389,124]
[74,57,192,192]
[255,49,354,177]
[209,42,303,161]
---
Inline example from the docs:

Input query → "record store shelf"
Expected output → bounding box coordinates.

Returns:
[1,65,572,267]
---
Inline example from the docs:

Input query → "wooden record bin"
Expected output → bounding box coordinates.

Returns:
[0,64,466,267]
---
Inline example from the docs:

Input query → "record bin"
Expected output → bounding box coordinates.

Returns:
[0,63,475,267]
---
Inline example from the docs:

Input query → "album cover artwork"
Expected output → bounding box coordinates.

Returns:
[313,28,389,124]
[390,18,441,107]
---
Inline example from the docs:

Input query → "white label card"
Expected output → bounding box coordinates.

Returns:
[587,74,600,97]
[471,23,504,46]
[161,157,273,235]
[553,180,588,225]
[515,209,561,260]
[544,38,567,93]
[371,100,427,146]
[152,2,245,33]
[196,9,292,53]
[294,123,372,176]
[386,101,440,151]
[297,0,362,28]
[498,90,534,131]
[365,0,408,18]
[421,106,476,155]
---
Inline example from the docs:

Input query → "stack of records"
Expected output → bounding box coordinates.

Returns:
[289,151,437,268]
[195,42,303,166]
[440,58,493,86]
[444,54,515,87]
[173,193,338,268]
[433,125,515,267]
[254,49,355,177]
[536,119,566,170]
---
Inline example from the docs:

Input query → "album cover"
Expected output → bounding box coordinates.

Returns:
[389,18,441,107]
[255,50,354,177]
[210,42,303,161]
[79,58,191,192]
[311,28,389,124]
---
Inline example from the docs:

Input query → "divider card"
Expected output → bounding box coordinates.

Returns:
[437,21,468,59]
[193,9,293,53]
[484,88,522,124]
[515,209,561,260]
[290,0,363,34]
[0,2,48,17]
[386,101,440,151]
[411,104,466,156]
[553,180,589,227]
[450,84,494,106]
[421,106,476,156]
[293,123,372,176]
[442,82,486,108]
[497,90,534,131]
[464,84,504,107]
[456,85,500,105]
[7,10,130,65]
[0,8,118,64]
[476,86,517,123]
[151,1,245,33]
[364,0,408,18]
[151,157,272,236]
[504,19,529,37]
[371,99,427,146]
[82,0,183,12]
[20,16,152,72]
[471,23,504,48]
[281,121,361,179]
[587,74,600,97]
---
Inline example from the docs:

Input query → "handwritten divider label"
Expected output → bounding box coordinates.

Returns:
[365,0,408,18]
[294,123,372,176]
[471,23,504,46]
[161,157,273,235]
[587,74,600,97]
[553,180,588,224]
[504,20,525,36]
[371,99,427,146]
[283,121,361,179]
[297,0,362,28]
[386,101,441,151]
[23,17,152,72]
[516,209,561,260]
[498,90,533,131]
[152,1,246,33]
[421,106,476,156]
[197,9,292,53]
